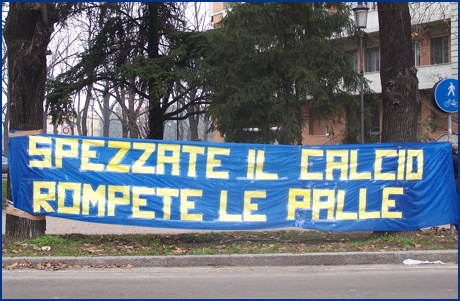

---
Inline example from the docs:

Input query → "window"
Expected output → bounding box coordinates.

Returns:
[431,36,449,64]
[347,50,359,72]
[369,109,380,133]
[349,2,377,11]
[365,47,379,72]
[309,119,328,136]
[413,41,421,66]
[366,2,378,10]
[309,112,329,136]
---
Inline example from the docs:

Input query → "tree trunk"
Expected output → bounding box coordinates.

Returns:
[146,3,165,140]
[189,112,200,141]
[3,2,59,243]
[127,86,140,138]
[378,3,420,143]
[102,81,111,137]
[377,3,420,237]
[188,88,200,141]
[82,84,93,136]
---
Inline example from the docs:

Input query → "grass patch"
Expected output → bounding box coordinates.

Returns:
[2,178,7,208]
[27,235,66,246]
[1,227,457,258]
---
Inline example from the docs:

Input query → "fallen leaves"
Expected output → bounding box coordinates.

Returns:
[1,229,457,259]
[3,260,135,270]
[81,248,101,253]
[357,245,375,251]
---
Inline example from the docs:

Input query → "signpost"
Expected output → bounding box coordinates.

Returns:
[431,78,458,235]
[431,78,458,141]
[61,126,70,135]
[432,78,458,114]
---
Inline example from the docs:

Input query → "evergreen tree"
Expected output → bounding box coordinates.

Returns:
[47,2,209,140]
[203,2,363,145]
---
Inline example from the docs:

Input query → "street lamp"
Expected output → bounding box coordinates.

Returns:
[353,3,369,144]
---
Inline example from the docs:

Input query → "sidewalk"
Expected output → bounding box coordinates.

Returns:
[2,209,453,236]
[2,210,202,235]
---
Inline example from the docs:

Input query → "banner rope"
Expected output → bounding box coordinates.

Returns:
[6,129,45,221]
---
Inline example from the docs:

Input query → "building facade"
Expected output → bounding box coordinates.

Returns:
[210,2,458,144]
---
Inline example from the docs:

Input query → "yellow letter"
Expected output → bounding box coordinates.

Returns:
[55,138,79,168]
[300,149,324,180]
[397,150,406,180]
[82,184,106,216]
[81,139,105,171]
[255,150,278,180]
[287,188,311,220]
[358,188,380,219]
[374,150,397,180]
[219,190,242,222]
[57,182,81,215]
[132,142,156,174]
[107,141,130,173]
[157,188,179,219]
[325,150,349,180]
[405,149,423,180]
[206,147,230,179]
[107,185,130,216]
[157,144,180,175]
[336,190,358,220]
[381,187,403,218]
[29,136,52,168]
[33,181,55,212]
[311,189,335,220]
[246,149,256,179]
[180,189,203,221]
[243,191,267,222]
[349,150,371,180]
[182,145,205,177]
[132,187,155,219]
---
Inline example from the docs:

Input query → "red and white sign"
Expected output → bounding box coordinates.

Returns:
[62,126,70,135]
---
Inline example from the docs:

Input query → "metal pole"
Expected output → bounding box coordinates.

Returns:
[448,113,452,141]
[448,113,454,236]
[359,30,365,144]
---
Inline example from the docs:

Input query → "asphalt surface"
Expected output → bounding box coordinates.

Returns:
[2,210,458,268]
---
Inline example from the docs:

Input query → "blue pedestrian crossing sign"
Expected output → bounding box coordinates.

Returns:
[432,78,458,113]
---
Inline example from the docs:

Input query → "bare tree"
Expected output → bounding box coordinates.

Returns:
[45,18,81,134]
[182,2,213,141]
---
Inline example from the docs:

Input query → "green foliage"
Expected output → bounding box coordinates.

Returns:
[47,3,209,137]
[417,116,438,142]
[27,235,66,246]
[203,2,366,144]
[2,229,456,258]
[2,178,6,207]
[375,233,416,249]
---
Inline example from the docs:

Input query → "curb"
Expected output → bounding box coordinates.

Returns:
[2,250,458,268]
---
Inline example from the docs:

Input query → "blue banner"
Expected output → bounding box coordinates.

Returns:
[8,134,458,232]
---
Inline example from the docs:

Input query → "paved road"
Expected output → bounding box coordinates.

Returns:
[2,264,458,299]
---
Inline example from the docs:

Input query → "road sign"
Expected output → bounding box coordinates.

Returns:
[431,78,458,113]
[62,126,70,135]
